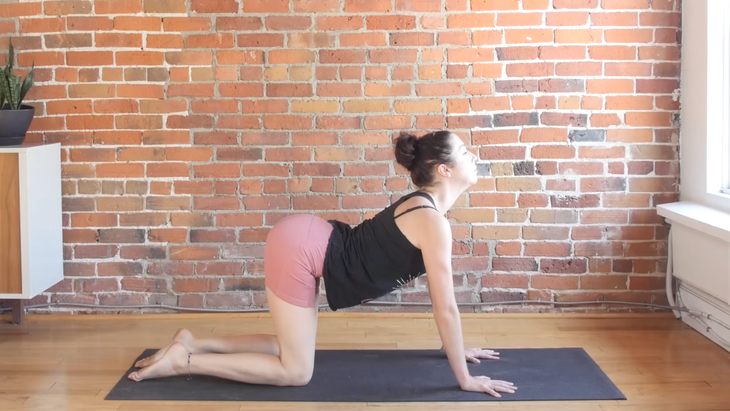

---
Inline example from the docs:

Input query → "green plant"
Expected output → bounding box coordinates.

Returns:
[0,41,34,110]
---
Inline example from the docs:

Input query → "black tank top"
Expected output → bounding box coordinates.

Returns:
[322,191,439,311]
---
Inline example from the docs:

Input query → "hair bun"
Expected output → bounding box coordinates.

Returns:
[394,133,419,171]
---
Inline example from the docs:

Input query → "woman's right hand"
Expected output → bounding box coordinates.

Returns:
[460,375,517,398]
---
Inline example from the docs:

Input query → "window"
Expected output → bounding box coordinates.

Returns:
[678,0,730,213]
[721,0,730,195]
[684,0,730,211]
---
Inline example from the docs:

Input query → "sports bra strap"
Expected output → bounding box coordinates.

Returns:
[409,191,437,207]
[394,205,439,219]
[393,191,439,219]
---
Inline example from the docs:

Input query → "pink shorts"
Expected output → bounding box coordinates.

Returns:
[264,214,333,308]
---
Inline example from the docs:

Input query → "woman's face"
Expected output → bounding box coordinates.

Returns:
[447,134,479,187]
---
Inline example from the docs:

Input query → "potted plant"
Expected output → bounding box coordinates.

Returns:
[0,41,34,146]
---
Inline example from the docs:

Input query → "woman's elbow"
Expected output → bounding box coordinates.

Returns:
[432,299,459,319]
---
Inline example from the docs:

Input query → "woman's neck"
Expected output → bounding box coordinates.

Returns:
[418,185,463,215]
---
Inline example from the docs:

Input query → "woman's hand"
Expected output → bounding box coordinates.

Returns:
[440,346,500,364]
[465,348,499,364]
[460,375,517,398]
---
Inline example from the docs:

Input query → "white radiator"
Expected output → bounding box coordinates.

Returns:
[658,202,730,353]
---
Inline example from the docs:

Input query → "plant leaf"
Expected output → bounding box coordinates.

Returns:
[0,68,10,109]
[0,67,5,109]
[8,72,19,110]
[7,41,13,69]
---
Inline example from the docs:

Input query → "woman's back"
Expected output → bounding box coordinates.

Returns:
[321,191,439,310]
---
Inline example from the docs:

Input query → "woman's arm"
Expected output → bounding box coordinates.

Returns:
[419,212,470,387]
[418,212,517,398]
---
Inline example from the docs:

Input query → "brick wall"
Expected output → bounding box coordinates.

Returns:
[1,0,681,314]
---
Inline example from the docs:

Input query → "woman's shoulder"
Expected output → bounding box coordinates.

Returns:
[392,197,449,250]
[392,192,438,216]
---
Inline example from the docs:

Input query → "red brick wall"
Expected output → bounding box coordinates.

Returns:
[1,0,680,313]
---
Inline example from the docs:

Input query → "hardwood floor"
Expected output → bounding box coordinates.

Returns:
[1,312,729,411]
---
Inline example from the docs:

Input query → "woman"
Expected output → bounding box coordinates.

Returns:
[128,130,517,398]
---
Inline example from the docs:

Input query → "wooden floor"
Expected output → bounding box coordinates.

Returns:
[1,312,729,411]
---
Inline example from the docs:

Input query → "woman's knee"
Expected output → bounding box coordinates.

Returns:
[283,365,314,386]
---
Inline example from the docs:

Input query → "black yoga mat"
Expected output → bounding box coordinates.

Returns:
[106,348,626,402]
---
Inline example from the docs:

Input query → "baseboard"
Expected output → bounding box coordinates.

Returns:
[0,311,677,321]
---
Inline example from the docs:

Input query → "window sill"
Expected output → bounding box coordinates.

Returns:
[657,201,730,243]
[711,191,730,201]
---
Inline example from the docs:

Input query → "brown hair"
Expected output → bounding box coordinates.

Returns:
[394,130,455,187]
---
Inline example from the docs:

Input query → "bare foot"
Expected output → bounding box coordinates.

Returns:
[128,342,188,382]
[135,328,194,368]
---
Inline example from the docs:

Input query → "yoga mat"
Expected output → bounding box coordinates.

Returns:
[106,348,626,402]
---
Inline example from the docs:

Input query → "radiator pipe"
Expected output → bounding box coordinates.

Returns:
[666,223,681,319]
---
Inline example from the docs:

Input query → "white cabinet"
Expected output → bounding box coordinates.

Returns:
[0,143,63,323]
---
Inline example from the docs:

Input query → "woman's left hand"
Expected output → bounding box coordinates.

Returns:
[465,348,499,364]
